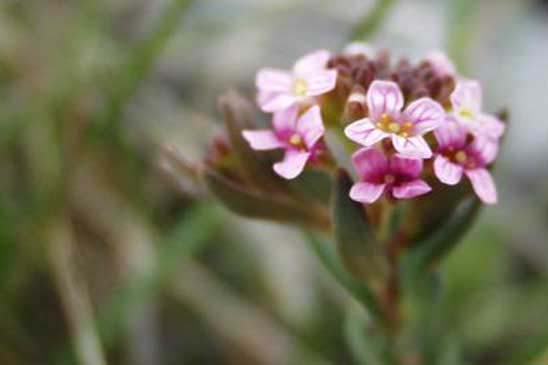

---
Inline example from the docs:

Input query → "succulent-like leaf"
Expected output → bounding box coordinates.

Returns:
[332,169,389,284]
[204,168,329,230]
[402,196,482,284]
[287,169,333,205]
[304,231,383,322]
[217,90,283,191]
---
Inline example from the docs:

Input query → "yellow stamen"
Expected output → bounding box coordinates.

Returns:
[388,123,401,133]
[384,174,395,184]
[455,150,467,163]
[293,79,308,96]
[459,108,475,120]
[289,134,303,147]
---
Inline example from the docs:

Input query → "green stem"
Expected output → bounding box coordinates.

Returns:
[349,0,398,41]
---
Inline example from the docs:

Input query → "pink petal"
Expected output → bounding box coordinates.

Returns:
[351,148,389,179]
[434,118,467,149]
[344,118,389,147]
[349,182,386,204]
[476,113,505,140]
[392,179,432,199]
[242,130,283,150]
[256,68,293,92]
[366,80,404,120]
[403,97,444,134]
[390,155,423,179]
[296,105,325,148]
[451,80,482,115]
[434,155,463,185]
[343,42,375,56]
[465,168,497,204]
[273,150,310,179]
[425,50,456,76]
[303,69,338,96]
[392,135,432,159]
[469,136,499,165]
[293,49,331,74]
[260,93,298,112]
[272,105,299,133]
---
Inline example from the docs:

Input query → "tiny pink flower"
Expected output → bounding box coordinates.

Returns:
[344,80,444,159]
[343,42,375,57]
[242,105,325,179]
[255,50,338,112]
[451,80,505,141]
[433,118,499,204]
[349,148,431,204]
[425,50,456,77]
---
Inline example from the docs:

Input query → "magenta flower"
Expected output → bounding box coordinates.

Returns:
[433,118,499,204]
[344,80,444,159]
[242,105,325,179]
[255,50,338,112]
[425,50,456,77]
[451,80,505,141]
[349,148,431,204]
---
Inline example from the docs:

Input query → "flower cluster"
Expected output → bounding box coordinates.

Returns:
[242,45,504,204]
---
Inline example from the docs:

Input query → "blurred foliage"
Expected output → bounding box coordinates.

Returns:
[0,1,547,365]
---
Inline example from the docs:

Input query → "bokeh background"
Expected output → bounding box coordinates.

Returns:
[0,0,547,364]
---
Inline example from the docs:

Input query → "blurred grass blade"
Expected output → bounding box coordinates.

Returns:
[98,202,223,346]
[402,197,482,284]
[344,306,383,365]
[332,169,388,283]
[217,90,282,190]
[350,0,398,41]
[204,168,329,230]
[95,0,195,137]
[446,0,478,72]
[303,231,383,322]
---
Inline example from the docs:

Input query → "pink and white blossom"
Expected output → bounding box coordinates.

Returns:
[343,42,375,57]
[451,80,505,141]
[433,118,499,204]
[242,105,325,179]
[349,148,431,204]
[344,80,444,159]
[255,50,338,112]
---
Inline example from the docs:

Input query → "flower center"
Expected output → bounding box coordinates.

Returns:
[293,79,308,97]
[454,150,467,164]
[289,134,305,149]
[376,114,414,138]
[384,174,395,184]
[458,108,475,120]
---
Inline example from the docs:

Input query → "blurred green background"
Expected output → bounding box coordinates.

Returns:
[0,0,547,364]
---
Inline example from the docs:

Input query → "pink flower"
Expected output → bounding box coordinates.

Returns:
[349,148,432,204]
[343,42,375,57]
[433,118,499,204]
[242,105,325,179]
[425,50,456,77]
[451,80,505,141]
[344,80,444,159]
[255,50,338,112]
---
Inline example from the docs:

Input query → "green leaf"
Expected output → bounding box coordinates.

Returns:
[217,90,283,191]
[303,232,383,323]
[332,169,388,283]
[402,197,482,285]
[204,168,329,230]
